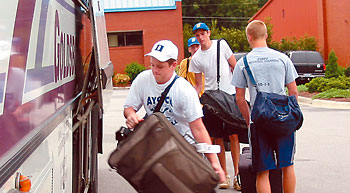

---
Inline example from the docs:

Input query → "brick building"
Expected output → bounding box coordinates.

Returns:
[103,0,184,74]
[251,0,350,68]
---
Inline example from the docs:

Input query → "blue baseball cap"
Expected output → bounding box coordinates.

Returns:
[187,37,200,47]
[192,22,209,32]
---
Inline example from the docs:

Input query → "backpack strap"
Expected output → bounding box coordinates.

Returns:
[216,38,233,90]
[243,56,258,91]
[216,39,222,90]
[153,75,179,112]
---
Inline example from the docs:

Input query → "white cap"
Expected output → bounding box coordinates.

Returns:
[145,40,178,62]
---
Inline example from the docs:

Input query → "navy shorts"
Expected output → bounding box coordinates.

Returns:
[250,123,296,172]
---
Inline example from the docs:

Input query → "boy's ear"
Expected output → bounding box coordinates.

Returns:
[172,61,178,68]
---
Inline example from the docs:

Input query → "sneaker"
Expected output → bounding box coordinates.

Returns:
[219,175,231,189]
[233,175,241,191]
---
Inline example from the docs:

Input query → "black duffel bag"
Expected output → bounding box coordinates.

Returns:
[200,90,249,144]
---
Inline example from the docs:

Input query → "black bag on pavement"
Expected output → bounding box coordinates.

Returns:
[108,113,220,193]
[239,147,283,193]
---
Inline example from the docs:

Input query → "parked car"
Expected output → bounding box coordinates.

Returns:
[285,51,326,84]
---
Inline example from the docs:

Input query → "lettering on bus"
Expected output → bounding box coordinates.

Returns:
[54,10,75,83]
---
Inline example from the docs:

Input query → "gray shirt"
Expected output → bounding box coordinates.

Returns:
[231,47,298,107]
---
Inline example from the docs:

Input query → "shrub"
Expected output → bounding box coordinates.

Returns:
[113,74,130,86]
[306,76,350,92]
[312,88,350,99]
[305,77,328,92]
[297,84,308,92]
[125,62,146,82]
[268,35,317,51]
[325,50,343,78]
[297,34,318,51]
[344,67,350,77]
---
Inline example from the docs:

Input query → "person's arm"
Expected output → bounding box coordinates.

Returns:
[286,81,298,100]
[236,87,250,127]
[228,54,237,72]
[188,118,226,183]
[124,107,144,129]
[194,73,203,94]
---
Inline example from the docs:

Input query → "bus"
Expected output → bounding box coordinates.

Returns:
[0,0,113,192]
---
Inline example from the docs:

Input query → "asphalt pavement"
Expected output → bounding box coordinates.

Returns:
[98,88,350,193]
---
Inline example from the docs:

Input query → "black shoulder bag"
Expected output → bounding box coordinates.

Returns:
[243,56,303,136]
[200,39,248,143]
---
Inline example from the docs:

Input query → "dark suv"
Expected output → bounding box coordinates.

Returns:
[285,51,326,84]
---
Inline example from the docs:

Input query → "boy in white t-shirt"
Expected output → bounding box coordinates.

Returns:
[189,22,241,190]
[123,40,225,183]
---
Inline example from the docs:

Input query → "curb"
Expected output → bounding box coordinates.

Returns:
[113,87,130,90]
[298,96,350,110]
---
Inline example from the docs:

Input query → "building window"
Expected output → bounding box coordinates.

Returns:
[107,31,143,47]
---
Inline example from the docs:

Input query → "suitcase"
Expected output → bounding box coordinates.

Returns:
[108,112,219,193]
[239,147,283,193]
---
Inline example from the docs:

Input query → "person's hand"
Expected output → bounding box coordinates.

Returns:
[211,162,226,183]
[125,114,144,129]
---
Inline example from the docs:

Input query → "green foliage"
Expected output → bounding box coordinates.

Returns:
[279,37,299,51]
[305,76,350,93]
[124,62,146,82]
[297,35,318,51]
[325,50,343,78]
[269,35,318,51]
[183,23,193,57]
[312,88,350,99]
[264,17,274,47]
[344,67,350,77]
[215,25,250,52]
[305,77,328,92]
[182,0,263,29]
[297,84,308,92]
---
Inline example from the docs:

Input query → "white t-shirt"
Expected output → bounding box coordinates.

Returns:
[189,39,235,94]
[124,70,203,139]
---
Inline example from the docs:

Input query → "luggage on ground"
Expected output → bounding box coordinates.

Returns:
[239,147,283,193]
[108,112,219,193]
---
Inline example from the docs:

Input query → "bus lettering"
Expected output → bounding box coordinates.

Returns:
[54,10,75,83]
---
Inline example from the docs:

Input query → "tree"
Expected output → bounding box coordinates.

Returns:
[182,0,261,29]
[258,0,268,7]
[325,50,343,78]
